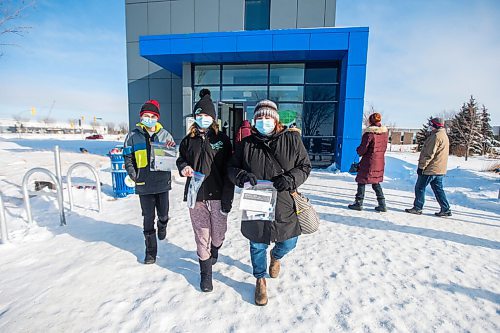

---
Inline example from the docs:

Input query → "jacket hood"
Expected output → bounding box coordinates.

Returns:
[364,125,388,134]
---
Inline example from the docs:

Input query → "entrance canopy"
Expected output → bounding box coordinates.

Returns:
[139,27,368,76]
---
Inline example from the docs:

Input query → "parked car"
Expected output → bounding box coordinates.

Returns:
[85,134,103,140]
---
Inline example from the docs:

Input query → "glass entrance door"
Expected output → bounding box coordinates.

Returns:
[218,102,244,144]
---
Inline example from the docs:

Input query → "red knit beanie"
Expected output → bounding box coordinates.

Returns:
[140,100,160,119]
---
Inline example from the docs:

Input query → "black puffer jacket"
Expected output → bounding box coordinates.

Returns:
[176,128,234,209]
[228,128,311,244]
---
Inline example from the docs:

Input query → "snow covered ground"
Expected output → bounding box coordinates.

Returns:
[0,136,499,332]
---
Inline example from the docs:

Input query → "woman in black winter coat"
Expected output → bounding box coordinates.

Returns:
[228,100,311,306]
[176,94,234,293]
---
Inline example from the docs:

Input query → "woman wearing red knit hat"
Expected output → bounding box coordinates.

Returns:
[348,112,389,212]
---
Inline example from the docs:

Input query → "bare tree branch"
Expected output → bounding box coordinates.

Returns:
[0,0,35,55]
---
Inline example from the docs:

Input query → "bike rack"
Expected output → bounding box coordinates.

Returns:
[22,168,66,226]
[0,192,8,244]
[66,162,102,212]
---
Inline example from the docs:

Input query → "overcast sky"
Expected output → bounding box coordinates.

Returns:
[0,0,498,128]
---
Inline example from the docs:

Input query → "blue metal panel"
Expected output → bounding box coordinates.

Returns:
[170,38,203,55]
[237,34,273,53]
[345,65,367,99]
[272,33,310,52]
[203,36,237,54]
[337,98,364,171]
[348,31,369,65]
[310,32,348,51]
[140,38,170,57]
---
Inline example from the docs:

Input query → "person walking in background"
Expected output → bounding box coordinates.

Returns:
[348,112,388,212]
[235,119,252,144]
[228,100,311,306]
[176,93,234,292]
[123,100,176,264]
[406,117,451,217]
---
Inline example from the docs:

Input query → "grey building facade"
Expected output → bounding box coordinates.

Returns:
[126,0,336,141]
[125,0,369,171]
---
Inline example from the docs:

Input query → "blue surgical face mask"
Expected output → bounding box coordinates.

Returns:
[255,119,275,135]
[141,117,157,128]
[195,115,213,129]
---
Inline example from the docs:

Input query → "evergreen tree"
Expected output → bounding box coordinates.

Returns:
[449,95,483,160]
[480,104,496,155]
[416,116,433,152]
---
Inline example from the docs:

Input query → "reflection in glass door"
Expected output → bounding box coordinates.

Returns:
[218,102,244,144]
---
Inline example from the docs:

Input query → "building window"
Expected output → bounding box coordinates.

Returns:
[194,65,220,85]
[245,0,270,30]
[222,64,268,85]
[270,63,304,84]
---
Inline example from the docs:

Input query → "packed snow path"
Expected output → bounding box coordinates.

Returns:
[0,137,498,332]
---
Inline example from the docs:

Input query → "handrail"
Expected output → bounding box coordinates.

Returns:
[66,162,102,212]
[0,193,8,244]
[22,168,66,226]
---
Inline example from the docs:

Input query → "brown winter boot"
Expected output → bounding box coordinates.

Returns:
[269,255,280,278]
[254,278,268,306]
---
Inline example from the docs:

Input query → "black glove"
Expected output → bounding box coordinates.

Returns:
[236,171,257,187]
[417,168,423,176]
[221,202,232,214]
[272,175,292,192]
[129,173,137,182]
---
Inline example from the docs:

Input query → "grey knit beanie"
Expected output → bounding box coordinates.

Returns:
[253,100,279,122]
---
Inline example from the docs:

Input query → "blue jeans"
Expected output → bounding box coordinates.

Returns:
[413,174,450,211]
[249,237,298,278]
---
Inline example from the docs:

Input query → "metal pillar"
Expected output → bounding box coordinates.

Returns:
[66,162,102,212]
[0,193,8,244]
[22,168,66,226]
[54,145,64,199]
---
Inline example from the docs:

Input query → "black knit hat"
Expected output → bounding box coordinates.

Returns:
[193,95,216,120]
[140,100,160,119]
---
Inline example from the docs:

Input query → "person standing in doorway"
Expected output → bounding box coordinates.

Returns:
[348,113,388,212]
[123,100,176,264]
[406,117,451,216]
[176,93,234,292]
[228,99,311,306]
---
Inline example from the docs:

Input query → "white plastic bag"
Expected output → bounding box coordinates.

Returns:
[240,180,277,222]
[151,142,177,171]
[187,171,205,209]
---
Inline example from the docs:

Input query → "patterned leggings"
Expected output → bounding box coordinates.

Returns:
[189,200,228,260]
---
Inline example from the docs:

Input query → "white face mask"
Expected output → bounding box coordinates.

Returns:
[255,118,275,135]
[195,115,213,129]
[141,117,157,128]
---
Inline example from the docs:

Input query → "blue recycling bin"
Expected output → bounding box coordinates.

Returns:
[109,152,135,197]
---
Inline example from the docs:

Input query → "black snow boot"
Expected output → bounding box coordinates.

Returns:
[143,230,157,264]
[157,219,168,240]
[199,258,213,292]
[373,184,387,212]
[374,199,387,212]
[210,243,222,265]
[348,200,363,211]
[435,210,452,217]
